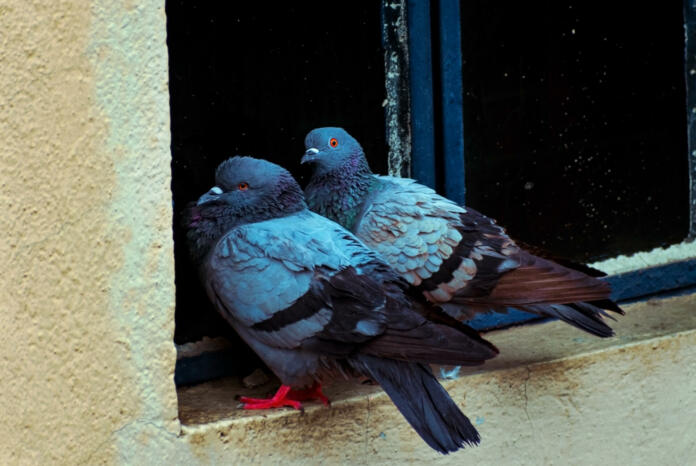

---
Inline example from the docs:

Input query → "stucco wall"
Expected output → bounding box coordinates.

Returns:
[0,1,179,463]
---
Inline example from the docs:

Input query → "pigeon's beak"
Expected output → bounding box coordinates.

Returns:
[196,185,223,205]
[301,148,319,164]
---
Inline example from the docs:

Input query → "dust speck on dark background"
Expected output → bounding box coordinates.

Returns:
[460,0,688,262]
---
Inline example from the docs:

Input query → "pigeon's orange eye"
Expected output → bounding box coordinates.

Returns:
[238,182,249,191]
[329,138,339,148]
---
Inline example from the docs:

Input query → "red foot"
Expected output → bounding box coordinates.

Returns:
[239,383,330,411]
[284,382,330,406]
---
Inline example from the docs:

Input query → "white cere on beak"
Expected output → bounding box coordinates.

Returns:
[210,186,223,195]
[306,148,319,154]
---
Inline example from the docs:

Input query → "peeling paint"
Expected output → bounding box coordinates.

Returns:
[381,0,411,178]
[589,240,696,275]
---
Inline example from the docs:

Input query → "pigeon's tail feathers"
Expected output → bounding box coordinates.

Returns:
[484,252,612,304]
[447,252,624,336]
[351,354,479,454]
[440,298,622,338]
[520,302,617,337]
[512,239,608,278]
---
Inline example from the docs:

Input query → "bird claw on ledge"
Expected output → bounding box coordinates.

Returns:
[238,382,330,411]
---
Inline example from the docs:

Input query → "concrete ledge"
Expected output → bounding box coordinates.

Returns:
[178,294,696,465]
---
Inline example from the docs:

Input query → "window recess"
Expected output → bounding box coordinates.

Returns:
[171,0,696,385]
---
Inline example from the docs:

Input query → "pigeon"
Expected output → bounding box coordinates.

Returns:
[183,156,500,454]
[302,127,624,337]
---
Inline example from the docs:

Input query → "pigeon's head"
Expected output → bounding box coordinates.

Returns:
[301,127,367,176]
[188,156,306,232]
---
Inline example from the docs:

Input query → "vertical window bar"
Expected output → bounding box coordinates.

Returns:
[381,0,412,178]
[407,0,437,188]
[437,0,466,204]
[685,0,696,238]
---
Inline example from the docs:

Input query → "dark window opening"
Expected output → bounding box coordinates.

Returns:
[168,0,694,386]
[167,2,388,381]
[459,1,689,262]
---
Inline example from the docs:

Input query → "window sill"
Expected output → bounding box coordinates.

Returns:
[177,294,696,463]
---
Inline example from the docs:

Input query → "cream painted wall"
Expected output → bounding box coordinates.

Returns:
[0,1,181,463]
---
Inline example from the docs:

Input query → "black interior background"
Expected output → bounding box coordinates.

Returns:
[460,1,689,262]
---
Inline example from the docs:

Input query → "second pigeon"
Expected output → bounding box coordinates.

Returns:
[302,127,623,337]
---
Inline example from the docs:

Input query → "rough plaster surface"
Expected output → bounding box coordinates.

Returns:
[0,1,178,464]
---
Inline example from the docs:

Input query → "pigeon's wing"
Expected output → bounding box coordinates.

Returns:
[355,177,519,296]
[356,177,616,305]
[512,239,608,278]
[355,177,467,287]
[422,207,614,309]
[427,208,620,336]
[355,178,620,336]
[204,211,394,352]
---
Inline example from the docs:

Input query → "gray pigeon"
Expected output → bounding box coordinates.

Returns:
[302,127,624,337]
[183,156,500,454]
